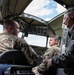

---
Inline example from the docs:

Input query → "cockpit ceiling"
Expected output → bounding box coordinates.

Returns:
[18,13,47,26]
[19,17,46,26]
[47,12,64,37]
[1,0,32,19]
[54,0,74,8]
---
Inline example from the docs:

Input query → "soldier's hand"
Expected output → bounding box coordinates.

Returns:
[32,66,39,75]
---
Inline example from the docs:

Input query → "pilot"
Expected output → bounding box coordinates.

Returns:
[32,7,74,75]
[0,19,39,66]
[32,35,60,75]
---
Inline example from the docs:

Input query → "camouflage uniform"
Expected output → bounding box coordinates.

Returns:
[43,45,60,60]
[0,33,39,66]
[37,45,60,75]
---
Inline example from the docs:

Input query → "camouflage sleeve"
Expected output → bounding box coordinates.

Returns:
[14,38,39,66]
[43,48,55,60]
[37,47,60,73]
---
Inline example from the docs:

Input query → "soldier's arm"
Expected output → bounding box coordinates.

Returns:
[14,38,39,66]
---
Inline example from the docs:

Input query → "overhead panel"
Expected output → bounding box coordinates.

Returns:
[15,13,48,36]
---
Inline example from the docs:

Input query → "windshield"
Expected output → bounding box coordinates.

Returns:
[18,33,47,47]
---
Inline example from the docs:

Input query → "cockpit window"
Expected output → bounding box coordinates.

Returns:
[0,25,3,33]
[24,34,47,47]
